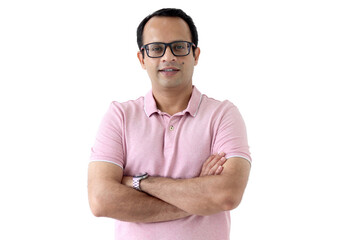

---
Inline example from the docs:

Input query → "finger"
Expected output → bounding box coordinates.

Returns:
[214,165,223,175]
[205,153,225,171]
[200,153,227,176]
[200,155,216,176]
[208,156,227,175]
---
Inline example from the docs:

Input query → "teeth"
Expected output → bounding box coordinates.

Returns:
[163,69,176,72]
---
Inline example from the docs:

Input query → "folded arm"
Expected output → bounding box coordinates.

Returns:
[88,161,190,223]
[87,154,227,222]
[123,156,251,216]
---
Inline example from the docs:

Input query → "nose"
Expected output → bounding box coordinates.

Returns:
[161,46,177,62]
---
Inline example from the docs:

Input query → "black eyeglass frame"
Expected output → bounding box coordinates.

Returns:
[141,41,196,58]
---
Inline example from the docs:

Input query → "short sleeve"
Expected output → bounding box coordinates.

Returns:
[89,102,125,168]
[212,102,252,164]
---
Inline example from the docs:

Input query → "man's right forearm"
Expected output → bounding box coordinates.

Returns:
[89,178,190,223]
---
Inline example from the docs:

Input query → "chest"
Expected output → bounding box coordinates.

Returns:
[123,114,214,178]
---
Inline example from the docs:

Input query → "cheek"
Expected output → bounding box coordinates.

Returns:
[144,61,157,73]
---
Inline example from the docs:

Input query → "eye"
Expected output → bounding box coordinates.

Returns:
[149,44,164,53]
[175,45,185,50]
[173,44,186,50]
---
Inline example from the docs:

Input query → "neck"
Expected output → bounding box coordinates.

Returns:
[152,84,193,116]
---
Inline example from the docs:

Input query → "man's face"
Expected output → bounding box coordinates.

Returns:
[137,17,200,90]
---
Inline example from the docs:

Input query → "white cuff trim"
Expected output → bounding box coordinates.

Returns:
[89,160,124,169]
[226,155,252,165]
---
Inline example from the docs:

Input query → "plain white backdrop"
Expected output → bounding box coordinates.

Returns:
[1,0,359,239]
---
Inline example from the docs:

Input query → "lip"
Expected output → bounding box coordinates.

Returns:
[158,67,180,76]
[159,67,180,72]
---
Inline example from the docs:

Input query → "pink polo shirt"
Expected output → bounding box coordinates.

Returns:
[90,86,251,240]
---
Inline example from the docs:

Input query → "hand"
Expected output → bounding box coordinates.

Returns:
[200,153,227,177]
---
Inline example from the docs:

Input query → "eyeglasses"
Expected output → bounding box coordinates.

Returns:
[141,41,196,58]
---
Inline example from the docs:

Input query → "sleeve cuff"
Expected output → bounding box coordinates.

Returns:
[225,155,252,165]
[89,159,124,169]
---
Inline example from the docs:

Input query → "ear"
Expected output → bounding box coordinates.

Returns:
[194,47,200,66]
[137,51,146,69]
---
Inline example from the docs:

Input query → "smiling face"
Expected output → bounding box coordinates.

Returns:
[137,17,200,91]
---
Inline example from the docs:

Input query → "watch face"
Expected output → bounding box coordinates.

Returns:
[134,173,147,178]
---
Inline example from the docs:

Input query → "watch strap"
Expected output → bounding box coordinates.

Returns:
[133,173,148,191]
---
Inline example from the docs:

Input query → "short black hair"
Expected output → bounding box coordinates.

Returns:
[136,8,198,50]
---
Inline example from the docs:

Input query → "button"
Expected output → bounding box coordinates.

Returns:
[169,125,174,131]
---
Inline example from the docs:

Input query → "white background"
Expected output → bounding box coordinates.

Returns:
[1,0,359,239]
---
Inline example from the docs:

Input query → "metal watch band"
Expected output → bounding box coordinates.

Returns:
[133,173,148,191]
[133,178,141,191]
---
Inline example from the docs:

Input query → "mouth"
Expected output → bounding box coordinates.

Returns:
[158,67,180,77]
[159,67,180,73]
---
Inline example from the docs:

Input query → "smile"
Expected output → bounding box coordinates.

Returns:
[159,67,180,77]
[159,67,180,72]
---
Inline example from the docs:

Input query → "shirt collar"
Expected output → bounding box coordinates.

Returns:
[144,86,203,118]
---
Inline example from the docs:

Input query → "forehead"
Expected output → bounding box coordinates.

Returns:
[143,16,192,44]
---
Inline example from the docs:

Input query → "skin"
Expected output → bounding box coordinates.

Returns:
[121,155,250,216]
[88,16,251,222]
[88,154,228,222]
[137,16,200,115]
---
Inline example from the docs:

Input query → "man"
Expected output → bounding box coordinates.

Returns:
[88,8,251,240]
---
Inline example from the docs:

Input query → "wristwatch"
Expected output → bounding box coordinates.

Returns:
[133,172,149,191]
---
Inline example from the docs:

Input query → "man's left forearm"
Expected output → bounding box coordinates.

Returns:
[140,175,233,216]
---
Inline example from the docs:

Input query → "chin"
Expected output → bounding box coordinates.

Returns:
[158,78,183,88]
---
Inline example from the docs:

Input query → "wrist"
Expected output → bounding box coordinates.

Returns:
[122,176,133,188]
[133,173,149,191]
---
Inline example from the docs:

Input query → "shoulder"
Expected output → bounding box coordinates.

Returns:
[200,94,239,115]
[196,95,245,129]
[101,97,145,124]
[108,96,145,115]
